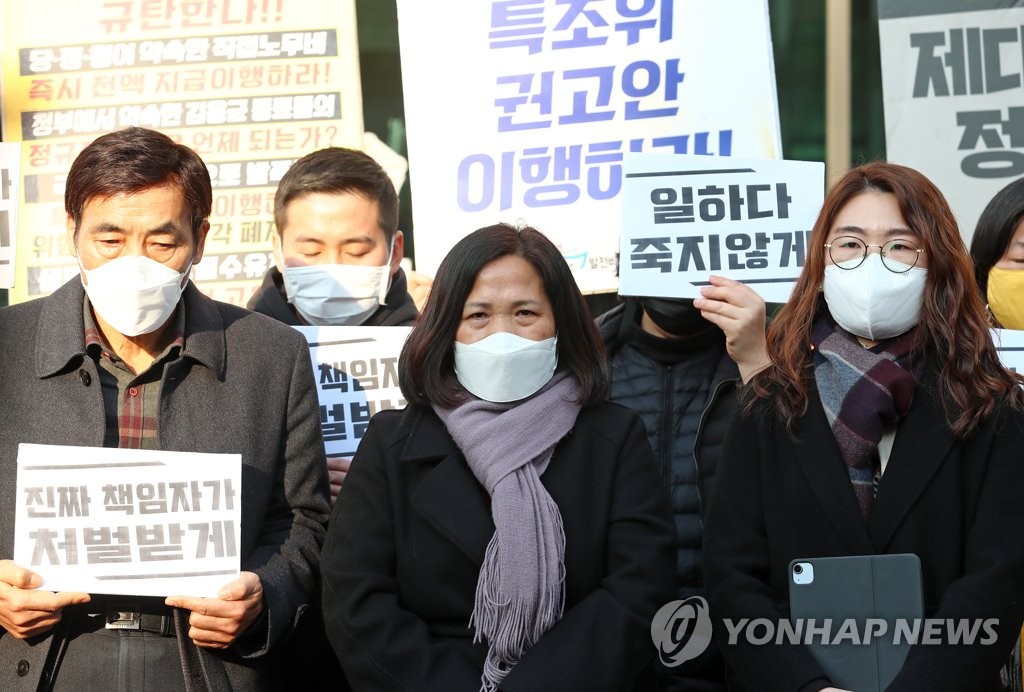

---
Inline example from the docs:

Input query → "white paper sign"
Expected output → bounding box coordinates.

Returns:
[396,0,782,293]
[878,0,1024,245]
[14,444,241,597]
[295,325,412,457]
[0,142,20,289]
[993,327,1024,374]
[618,153,824,303]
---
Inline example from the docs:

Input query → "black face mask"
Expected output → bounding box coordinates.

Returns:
[641,297,711,336]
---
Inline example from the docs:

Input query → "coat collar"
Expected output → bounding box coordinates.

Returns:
[178,282,226,379]
[796,366,955,554]
[866,368,954,551]
[402,406,493,566]
[35,278,224,380]
[245,267,300,325]
[795,389,877,554]
[35,278,89,378]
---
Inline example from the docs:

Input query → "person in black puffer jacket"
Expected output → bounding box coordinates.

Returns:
[596,276,769,692]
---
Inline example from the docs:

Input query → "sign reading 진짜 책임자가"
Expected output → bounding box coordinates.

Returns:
[14,443,241,597]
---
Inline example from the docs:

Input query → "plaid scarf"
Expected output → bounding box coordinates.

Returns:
[811,317,922,518]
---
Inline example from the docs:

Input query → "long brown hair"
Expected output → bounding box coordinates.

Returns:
[750,161,1024,437]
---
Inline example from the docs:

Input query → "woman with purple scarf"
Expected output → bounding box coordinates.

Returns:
[703,162,1024,692]
[320,223,676,691]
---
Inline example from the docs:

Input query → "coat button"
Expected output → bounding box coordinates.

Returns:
[17,659,29,676]
[79,369,91,386]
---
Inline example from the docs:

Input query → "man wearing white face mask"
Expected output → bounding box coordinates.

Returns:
[246,146,421,691]
[0,127,330,692]
[247,146,420,328]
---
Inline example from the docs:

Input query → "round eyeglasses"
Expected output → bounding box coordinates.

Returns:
[823,236,925,273]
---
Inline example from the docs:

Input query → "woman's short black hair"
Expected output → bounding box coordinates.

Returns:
[399,223,609,407]
[970,177,1024,297]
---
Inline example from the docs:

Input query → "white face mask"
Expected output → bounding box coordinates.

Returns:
[280,238,394,326]
[81,255,190,337]
[453,332,558,403]
[823,253,927,340]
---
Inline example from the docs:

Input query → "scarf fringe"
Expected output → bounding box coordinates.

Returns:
[433,373,581,692]
[471,488,566,691]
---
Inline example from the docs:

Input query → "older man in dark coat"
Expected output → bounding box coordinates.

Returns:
[0,127,329,691]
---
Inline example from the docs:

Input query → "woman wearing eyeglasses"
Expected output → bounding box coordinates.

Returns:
[703,162,1024,692]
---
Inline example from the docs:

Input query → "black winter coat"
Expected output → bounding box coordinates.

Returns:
[598,300,739,591]
[597,299,740,691]
[704,368,1024,692]
[320,402,677,691]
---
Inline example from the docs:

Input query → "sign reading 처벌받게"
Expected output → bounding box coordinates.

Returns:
[294,325,412,458]
[14,443,241,598]
[618,153,824,304]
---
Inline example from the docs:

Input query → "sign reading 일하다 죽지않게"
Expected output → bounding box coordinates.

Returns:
[618,153,823,304]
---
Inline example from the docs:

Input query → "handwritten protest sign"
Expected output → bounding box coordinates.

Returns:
[619,153,824,303]
[295,325,412,457]
[14,443,241,597]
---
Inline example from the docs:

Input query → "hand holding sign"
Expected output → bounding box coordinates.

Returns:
[694,275,770,382]
[166,570,264,650]
[0,558,90,640]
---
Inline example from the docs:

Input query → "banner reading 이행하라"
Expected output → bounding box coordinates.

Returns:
[396,0,783,294]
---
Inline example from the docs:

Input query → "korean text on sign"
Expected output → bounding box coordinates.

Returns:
[619,153,824,304]
[14,444,242,597]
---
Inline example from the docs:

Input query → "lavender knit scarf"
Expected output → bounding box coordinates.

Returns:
[433,371,582,692]
[811,317,922,518]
